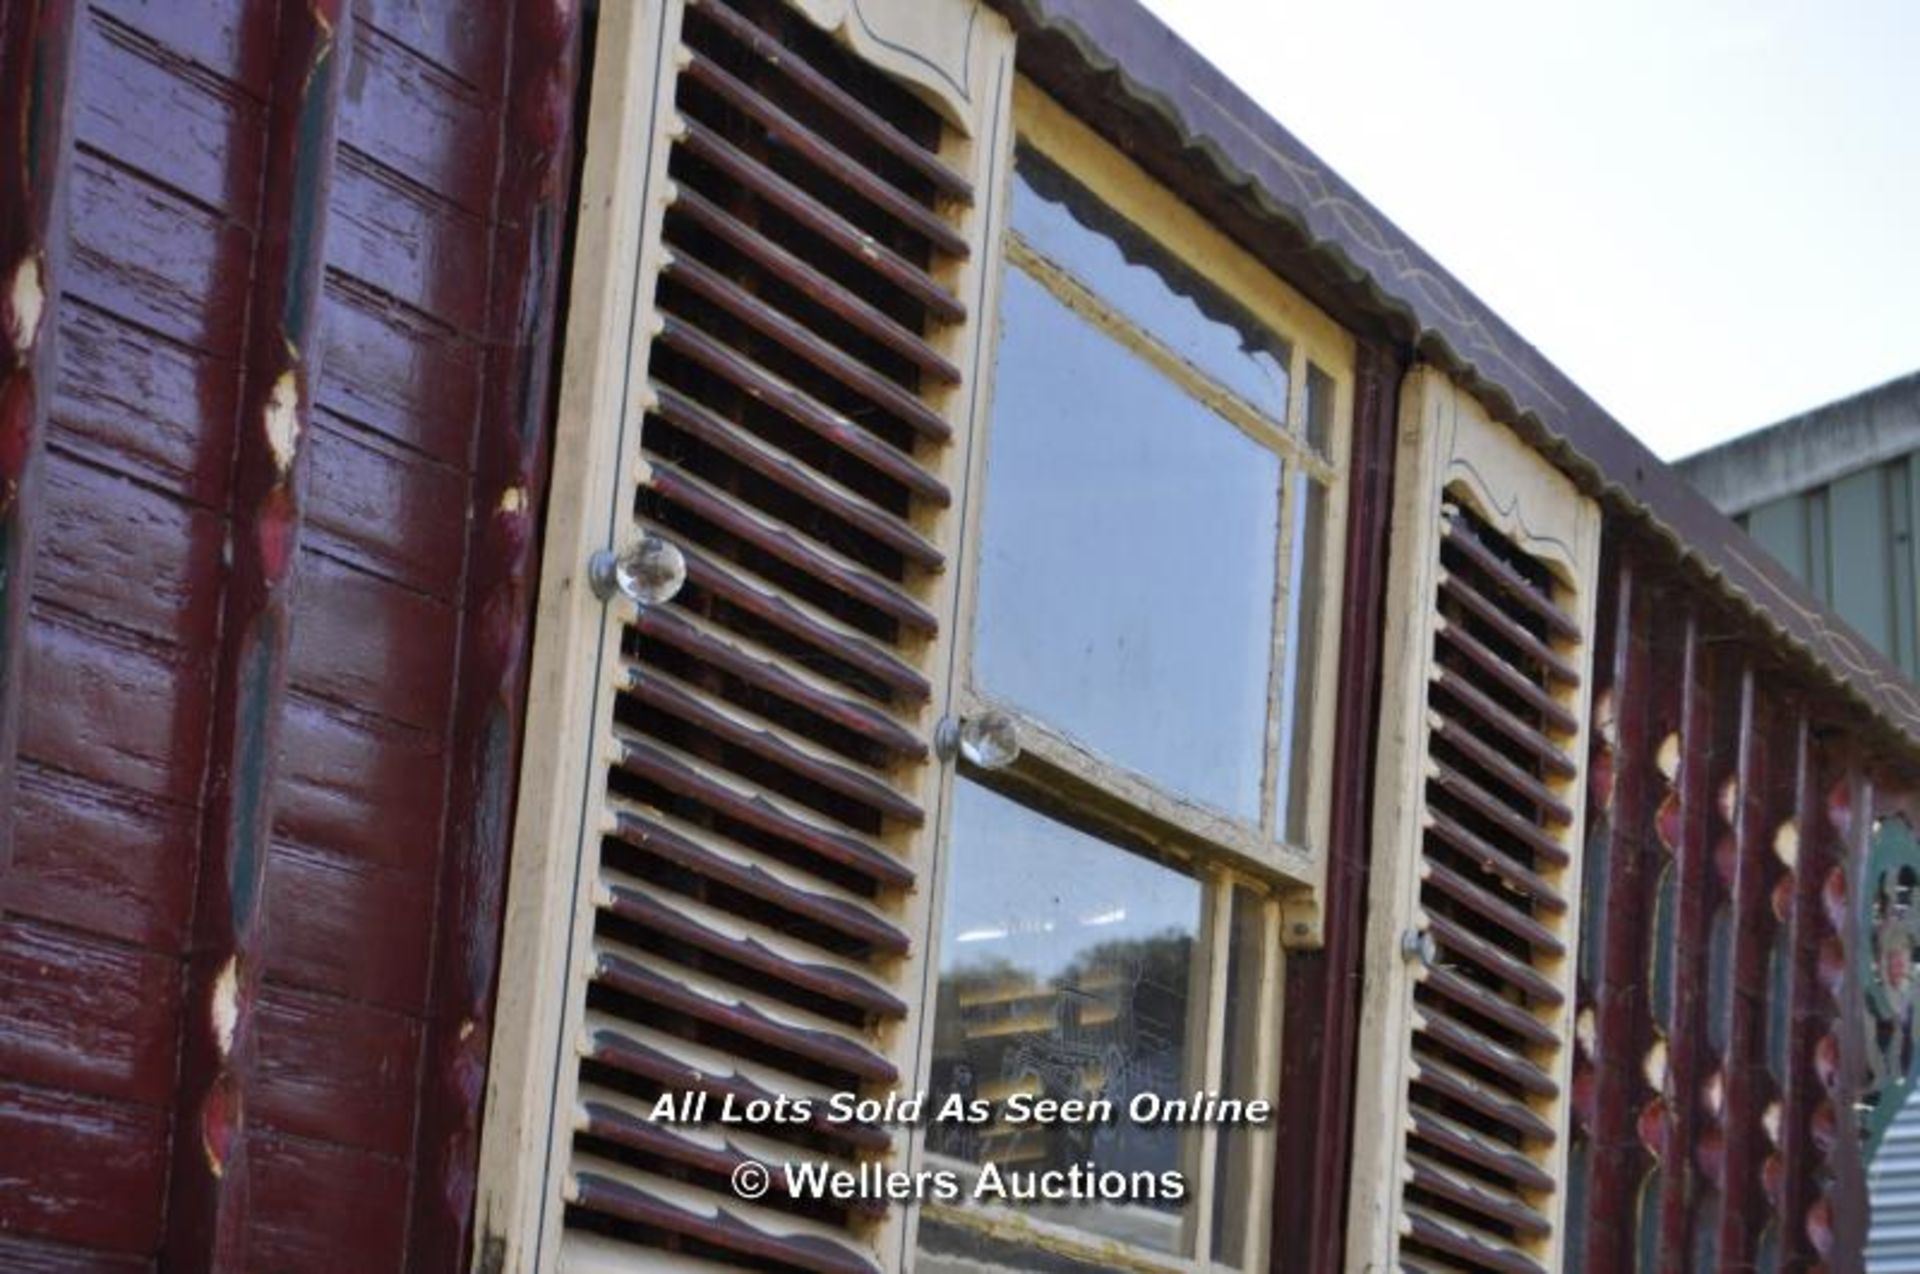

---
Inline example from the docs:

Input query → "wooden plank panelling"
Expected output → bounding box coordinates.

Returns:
[162,1,352,1266]
[1570,552,1656,1271]
[406,1,582,1268]
[0,0,80,894]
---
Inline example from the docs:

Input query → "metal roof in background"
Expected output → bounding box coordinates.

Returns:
[1678,369,1920,517]
[991,0,1920,762]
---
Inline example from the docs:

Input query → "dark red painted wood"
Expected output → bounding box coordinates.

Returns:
[1657,608,1722,1270]
[1715,666,1777,1266]
[407,2,581,1268]
[1271,337,1402,1272]
[1575,553,1656,1273]
[163,1,352,1266]
[1777,718,1832,1270]
[0,0,79,895]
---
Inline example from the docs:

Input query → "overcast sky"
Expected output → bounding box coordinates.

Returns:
[1135,0,1920,461]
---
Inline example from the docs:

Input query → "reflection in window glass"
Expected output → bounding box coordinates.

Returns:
[1279,474,1328,845]
[925,781,1203,1254]
[974,268,1280,820]
[1010,149,1291,420]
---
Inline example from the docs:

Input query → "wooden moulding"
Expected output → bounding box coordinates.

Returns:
[1655,606,1719,1268]
[404,1,585,1271]
[0,0,81,880]
[1575,551,1657,1273]
[1270,337,1403,1271]
[1713,668,1792,1265]
[161,1,352,1268]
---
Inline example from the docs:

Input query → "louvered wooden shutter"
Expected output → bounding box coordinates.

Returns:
[476,2,1013,1270]
[1348,367,1602,1273]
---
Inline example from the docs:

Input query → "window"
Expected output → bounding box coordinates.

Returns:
[911,85,1353,1272]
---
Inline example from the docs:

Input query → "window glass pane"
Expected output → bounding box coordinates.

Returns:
[925,780,1203,1254]
[1305,362,1335,455]
[1279,474,1328,844]
[974,268,1280,820]
[1010,149,1291,419]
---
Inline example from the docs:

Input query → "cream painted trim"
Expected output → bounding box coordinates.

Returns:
[885,14,1019,1267]
[1344,366,1601,1272]
[787,0,991,130]
[471,1,686,1268]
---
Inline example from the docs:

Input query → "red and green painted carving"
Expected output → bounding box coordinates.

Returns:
[1861,814,1920,1157]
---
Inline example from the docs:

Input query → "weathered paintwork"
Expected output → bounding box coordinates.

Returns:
[0,0,578,1269]
[2,0,1915,1271]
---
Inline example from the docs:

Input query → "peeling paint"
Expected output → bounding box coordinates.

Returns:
[1775,818,1801,868]
[5,256,44,356]
[264,370,300,474]
[1644,1037,1669,1090]
[211,957,240,1056]
[498,486,525,515]
[1656,731,1682,782]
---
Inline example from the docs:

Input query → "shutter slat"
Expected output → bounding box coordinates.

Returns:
[1409,1108,1557,1195]
[1416,1006,1561,1099]
[606,803,913,955]
[680,120,966,321]
[577,1091,888,1220]
[648,463,940,634]
[673,541,932,703]
[1438,567,1580,687]
[1403,1204,1548,1274]
[670,185,962,384]
[615,733,915,889]
[621,663,926,825]
[684,0,973,203]
[569,1162,880,1274]
[580,1015,890,1154]
[1412,1051,1557,1144]
[679,50,969,257]
[631,602,925,758]
[1439,510,1581,641]
[1432,712,1574,826]
[598,881,909,1020]
[594,946,900,1083]
[659,316,951,506]
[1425,809,1567,911]
[1429,759,1573,867]
[1425,912,1564,1007]
[1436,619,1581,735]
[662,251,954,441]
[1433,667,1577,778]
[1421,966,1561,1053]
[1406,1152,1553,1239]
[651,382,946,570]
[1423,859,1565,957]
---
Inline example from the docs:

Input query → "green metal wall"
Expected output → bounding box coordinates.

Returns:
[1738,454,1920,681]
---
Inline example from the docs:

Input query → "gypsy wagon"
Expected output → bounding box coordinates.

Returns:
[1,0,1914,1270]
